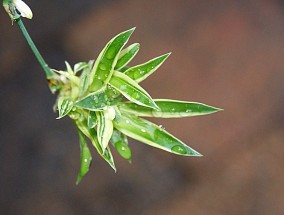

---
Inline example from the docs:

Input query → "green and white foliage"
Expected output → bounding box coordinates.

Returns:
[52,29,222,183]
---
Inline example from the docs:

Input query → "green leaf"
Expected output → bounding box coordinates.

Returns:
[65,61,74,74]
[57,97,73,119]
[87,111,97,128]
[114,114,201,156]
[79,60,94,97]
[96,110,114,153]
[75,119,116,171]
[111,129,132,161]
[124,53,171,83]
[115,43,140,70]
[75,91,110,111]
[76,129,92,185]
[74,62,88,74]
[119,99,223,118]
[89,28,136,92]
[109,71,159,110]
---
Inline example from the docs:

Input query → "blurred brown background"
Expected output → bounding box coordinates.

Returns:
[1,0,284,214]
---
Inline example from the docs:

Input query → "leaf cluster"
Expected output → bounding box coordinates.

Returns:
[51,28,221,184]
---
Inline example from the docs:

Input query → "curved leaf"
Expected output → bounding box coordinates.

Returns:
[109,71,159,110]
[114,114,201,156]
[96,110,113,153]
[89,28,135,92]
[57,97,73,119]
[119,99,223,118]
[115,43,140,70]
[124,53,170,83]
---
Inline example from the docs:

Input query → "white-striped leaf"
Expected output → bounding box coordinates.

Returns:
[115,43,140,70]
[114,114,201,156]
[124,53,170,83]
[88,28,135,92]
[96,110,114,153]
[109,71,159,110]
[119,99,222,118]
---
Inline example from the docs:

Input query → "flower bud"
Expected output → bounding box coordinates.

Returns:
[2,0,33,20]
[13,0,33,19]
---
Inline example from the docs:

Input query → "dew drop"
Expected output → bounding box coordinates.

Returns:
[132,92,141,100]
[186,109,192,113]
[141,129,146,133]
[171,145,187,155]
[115,141,131,160]
[125,120,130,124]
[133,71,141,79]
[171,108,176,112]
[106,47,116,59]
[93,96,98,103]
[84,158,88,163]
[99,64,107,70]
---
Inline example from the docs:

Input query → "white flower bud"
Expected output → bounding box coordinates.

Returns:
[13,0,33,19]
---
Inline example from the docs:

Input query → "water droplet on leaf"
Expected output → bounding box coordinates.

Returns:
[99,64,107,70]
[106,47,116,59]
[171,145,187,155]
[115,141,131,160]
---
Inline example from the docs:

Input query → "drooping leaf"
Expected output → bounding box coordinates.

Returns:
[115,43,140,70]
[57,97,73,119]
[114,114,201,156]
[109,70,159,110]
[119,99,222,118]
[124,53,170,83]
[75,119,116,171]
[76,129,92,185]
[88,28,135,92]
[96,110,113,153]
[87,111,97,128]
[111,129,132,161]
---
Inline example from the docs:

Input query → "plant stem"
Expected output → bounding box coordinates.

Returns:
[16,18,55,79]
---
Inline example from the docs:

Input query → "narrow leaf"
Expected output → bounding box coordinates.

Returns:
[96,111,114,153]
[65,61,74,74]
[124,53,171,83]
[115,43,140,70]
[111,129,132,161]
[75,119,116,171]
[74,62,88,74]
[109,71,159,110]
[57,97,73,119]
[79,60,94,97]
[76,129,92,185]
[114,114,201,156]
[119,99,223,118]
[89,28,135,92]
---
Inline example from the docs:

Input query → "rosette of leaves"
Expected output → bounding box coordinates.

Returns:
[51,28,221,184]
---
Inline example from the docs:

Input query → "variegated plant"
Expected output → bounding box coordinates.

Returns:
[3,0,222,184]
